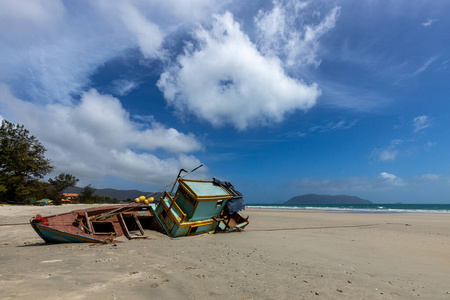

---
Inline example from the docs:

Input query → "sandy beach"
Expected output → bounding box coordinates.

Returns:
[0,205,449,299]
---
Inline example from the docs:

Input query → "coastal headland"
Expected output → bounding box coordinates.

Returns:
[1,205,449,299]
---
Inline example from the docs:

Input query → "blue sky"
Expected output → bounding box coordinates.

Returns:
[1,0,449,203]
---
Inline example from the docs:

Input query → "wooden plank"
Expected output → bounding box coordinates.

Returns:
[118,213,131,240]
[84,212,93,234]
[133,214,145,236]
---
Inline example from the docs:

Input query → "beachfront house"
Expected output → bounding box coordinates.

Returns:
[62,193,79,203]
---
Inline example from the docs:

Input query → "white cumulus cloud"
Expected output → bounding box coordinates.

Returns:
[0,84,203,186]
[157,12,321,130]
[373,139,403,162]
[111,79,139,96]
[379,150,398,161]
[0,0,65,39]
[413,115,431,133]
[97,0,164,59]
[255,1,340,67]
[0,0,221,104]
[380,172,405,186]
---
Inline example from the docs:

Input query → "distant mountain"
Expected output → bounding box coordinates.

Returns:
[284,194,372,205]
[64,186,160,201]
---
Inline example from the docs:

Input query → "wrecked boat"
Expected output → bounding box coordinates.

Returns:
[30,169,248,243]
[30,204,156,243]
[154,177,248,237]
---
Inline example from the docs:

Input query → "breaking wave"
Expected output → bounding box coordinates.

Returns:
[247,204,450,214]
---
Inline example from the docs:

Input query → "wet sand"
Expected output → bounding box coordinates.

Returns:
[1,205,449,299]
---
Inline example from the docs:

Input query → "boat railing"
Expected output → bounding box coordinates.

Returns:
[162,191,187,223]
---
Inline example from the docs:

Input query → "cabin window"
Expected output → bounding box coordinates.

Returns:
[159,210,173,230]
[180,188,197,207]
[216,200,223,208]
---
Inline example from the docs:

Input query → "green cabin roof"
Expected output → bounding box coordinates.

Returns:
[179,179,233,201]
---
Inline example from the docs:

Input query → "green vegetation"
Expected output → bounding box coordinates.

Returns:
[76,184,119,204]
[0,120,115,204]
[1,120,54,203]
[48,173,79,205]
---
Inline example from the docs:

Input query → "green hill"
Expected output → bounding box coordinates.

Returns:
[64,186,160,201]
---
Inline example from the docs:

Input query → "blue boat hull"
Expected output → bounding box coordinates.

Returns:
[32,223,106,244]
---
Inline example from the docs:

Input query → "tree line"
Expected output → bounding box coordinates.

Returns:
[0,120,118,205]
[76,184,119,204]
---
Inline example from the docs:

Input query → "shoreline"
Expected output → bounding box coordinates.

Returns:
[247,204,450,214]
[1,205,449,299]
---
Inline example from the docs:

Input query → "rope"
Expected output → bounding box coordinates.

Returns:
[1,222,379,232]
[92,204,145,221]
[245,224,379,232]
[144,164,203,198]
[92,165,203,221]
[0,221,89,226]
[0,222,30,226]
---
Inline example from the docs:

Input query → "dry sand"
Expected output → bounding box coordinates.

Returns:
[0,205,449,299]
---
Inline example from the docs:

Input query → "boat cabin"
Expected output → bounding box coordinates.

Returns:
[154,179,238,238]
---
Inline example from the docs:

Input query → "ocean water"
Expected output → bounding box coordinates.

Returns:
[247,203,450,214]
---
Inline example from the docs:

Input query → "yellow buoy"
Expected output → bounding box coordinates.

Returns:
[135,198,140,203]
[139,195,146,201]
[144,199,149,205]
[147,197,154,203]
